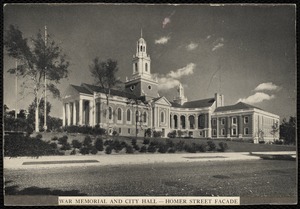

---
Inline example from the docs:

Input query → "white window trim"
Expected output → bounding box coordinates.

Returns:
[117,108,123,124]
[232,117,237,125]
[244,127,249,135]
[244,116,249,124]
[221,118,225,125]
[160,111,165,123]
[221,128,225,136]
[232,127,237,136]
[212,129,217,136]
[126,109,132,124]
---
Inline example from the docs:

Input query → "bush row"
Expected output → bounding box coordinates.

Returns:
[63,125,106,135]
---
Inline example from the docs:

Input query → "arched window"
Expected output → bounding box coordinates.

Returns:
[145,63,148,72]
[117,108,122,121]
[108,107,113,120]
[161,111,165,123]
[140,45,143,52]
[127,109,131,122]
[136,110,139,122]
[134,63,138,73]
[143,112,147,123]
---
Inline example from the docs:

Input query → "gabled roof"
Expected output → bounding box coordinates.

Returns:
[152,96,172,106]
[215,102,262,112]
[82,83,138,99]
[70,84,93,95]
[170,98,215,108]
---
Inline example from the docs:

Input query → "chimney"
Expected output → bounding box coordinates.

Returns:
[215,93,224,108]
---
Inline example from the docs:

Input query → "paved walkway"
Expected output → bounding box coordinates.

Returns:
[4,151,296,170]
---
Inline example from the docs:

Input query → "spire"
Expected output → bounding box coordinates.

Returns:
[141,28,143,38]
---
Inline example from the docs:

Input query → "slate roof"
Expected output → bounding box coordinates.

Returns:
[70,85,93,95]
[215,102,262,112]
[81,83,138,99]
[170,98,215,108]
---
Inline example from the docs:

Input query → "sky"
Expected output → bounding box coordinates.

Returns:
[3,4,296,120]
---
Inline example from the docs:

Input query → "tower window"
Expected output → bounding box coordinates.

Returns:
[134,63,138,73]
[145,63,148,72]
[140,45,142,51]
[117,108,122,121]
[127,109,131,122]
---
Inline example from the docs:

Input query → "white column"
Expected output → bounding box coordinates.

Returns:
[216,116,219,138]
[89,100,94,127]
[208,112,212,138]
[67,103,71,126]
[73,102,76,125]
[62,103,66,126]
[93,93,96,127]
[195,114,198,130]
[79,99,83,125]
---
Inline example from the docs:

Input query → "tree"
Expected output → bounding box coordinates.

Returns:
[4,25,69,132]
[270,121,279,141]
[89,58,121,135]
[280,117,296,145]
[27,98,51,130]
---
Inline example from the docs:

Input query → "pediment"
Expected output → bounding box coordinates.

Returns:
[62,85,80,99]
[153,96,171,106]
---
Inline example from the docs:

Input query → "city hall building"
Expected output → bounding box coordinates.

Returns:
[62,35,280,143]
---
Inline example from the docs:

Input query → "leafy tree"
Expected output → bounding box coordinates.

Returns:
[89,58,122,135]
[4,25,69,132]
[280,117,296,145]
[270,121,279,141]
[27,98,51,130]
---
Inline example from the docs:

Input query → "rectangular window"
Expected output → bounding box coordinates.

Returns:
[119,128,122,134]
[128,128,131,134]
[199,131,203,136]
[213,129,217,136]
[221,128,225,136]
[244,116,249,124]
[232,128,237,135]
[221,118,225,125]
[212,119,217,126]
[244,128,249,135]
[232,117,237,125]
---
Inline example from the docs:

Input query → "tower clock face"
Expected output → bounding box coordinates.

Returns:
[130,85,135,91]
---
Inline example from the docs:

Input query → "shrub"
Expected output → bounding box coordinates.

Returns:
[51,136,58,141]
[147,145,157,153]
[177,130,184,138]
[131,138,137,146]
[50,142,58,149]
[207,141,216,151]
[61,143,71,150]
[70,149,76,155]
[104,139,113,146]
[90,147,98,155]
[144,128,152,137]
[105,146,113,154]
[166,139,174,147]
[121,141,128,148]
[140,145,147,153]
[35,134,43,140]
[58,136,68,145]
[72,139,82,149]
[94,138,104,151]
[218,142,228,152]
[153,131,162,138]
[150,140,159,147]
[133,144,140,151]
[83,136,92,148]
[143,138,150,145]
[126,145,134,154]
[176,140,185,151]
[168,148,176,153]
[112,140,123,153]
[112,130,119,137]
[80,147,90,155]
[157,143,168,153]
[167,130,176,138]
[197,143,207,152]
[184,143,197,153]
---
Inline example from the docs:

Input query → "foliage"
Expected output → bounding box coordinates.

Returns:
[133,144,140,151]
[4,135,62,157]
[175,140,185,151]
[184,143,197,153]
[79,147,90,155]
[140,145,147,153]
[280,117,296,145]
[207,141,216,151]
[144,128,152,137]
[218,142,229,152]
[147,145,157,153]
[35,134,43,140]
[177,130,184,138]
[143,138,150,145]
[157,143,168,153]
[105,146,113,154]
[131,138,137,146]
[126,145,134,154]
[168,148,176,153]
[60,143,71,151]
[64,125,106,135]
[153,131,162,138]
[4,25,69,132]
[4,117,34,134]
[51,136,58,141]
[83,136,92,148]
[71,139,82,149]
[90,147,98,155]
[197,143,207,152]
[58,136,68,146]
[167,130,176,138]
[94,138,104,151]
[70,149,76,155]
[166,138,174,147]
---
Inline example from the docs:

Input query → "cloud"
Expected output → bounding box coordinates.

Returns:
[212,37,224,51]
[155,63,196,90]
[254,82,281,91]
[238,92,275,104]
[162,10,176,28]
[155,36,170,44]
[186,42,198,51]
[206,35,211,40]
[167,63,196,79]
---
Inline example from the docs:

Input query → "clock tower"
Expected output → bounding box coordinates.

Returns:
[125,30,159,101]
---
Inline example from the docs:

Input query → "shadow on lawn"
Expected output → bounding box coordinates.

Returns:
[5,181,87,196]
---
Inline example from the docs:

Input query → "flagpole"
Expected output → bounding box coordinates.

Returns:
[43,25,48,131]
[15,60,18,119]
